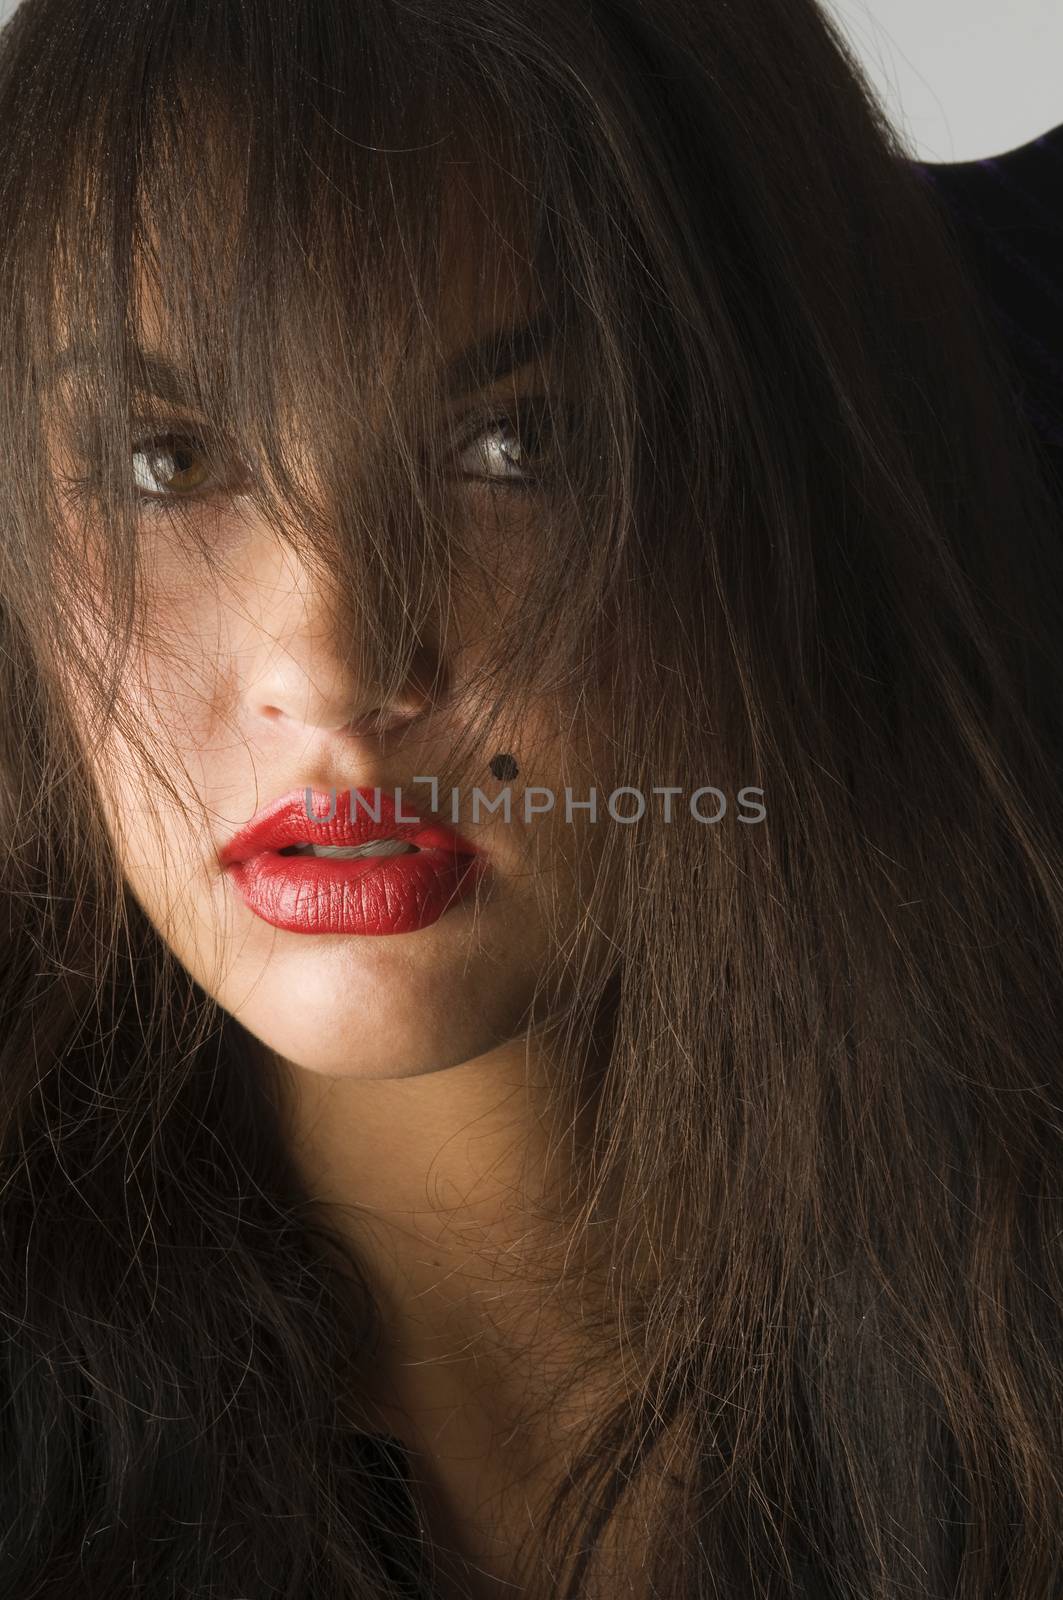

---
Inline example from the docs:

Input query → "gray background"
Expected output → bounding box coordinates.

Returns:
[824,0,1063,160]
[0,0,1060,163]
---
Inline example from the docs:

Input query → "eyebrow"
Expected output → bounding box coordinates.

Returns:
[439,307,555,397]
[44,308,556,407]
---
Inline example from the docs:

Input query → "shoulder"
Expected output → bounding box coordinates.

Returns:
[916,122,1063,230]
[912,122,1063,476]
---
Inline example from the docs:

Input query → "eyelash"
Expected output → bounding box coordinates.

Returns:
[120,399,556,520]
[450,399,555,490]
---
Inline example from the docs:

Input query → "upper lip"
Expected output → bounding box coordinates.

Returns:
[218,787,479,868]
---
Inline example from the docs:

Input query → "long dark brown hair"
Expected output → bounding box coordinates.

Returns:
[0,0,1061,1595]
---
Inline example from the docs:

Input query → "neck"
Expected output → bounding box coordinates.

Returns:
[266,1029,609,1360]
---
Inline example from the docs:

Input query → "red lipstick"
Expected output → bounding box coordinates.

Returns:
[219,787,484,936]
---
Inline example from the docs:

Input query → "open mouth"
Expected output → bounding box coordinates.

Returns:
[276,839,422,860]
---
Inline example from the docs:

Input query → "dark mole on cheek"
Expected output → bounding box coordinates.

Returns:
[488,752,519,781]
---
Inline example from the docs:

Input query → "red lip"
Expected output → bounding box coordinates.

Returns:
[219,787,484,937]
[219,787,477,867]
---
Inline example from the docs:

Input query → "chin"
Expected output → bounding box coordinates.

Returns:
[178,912,536,1080]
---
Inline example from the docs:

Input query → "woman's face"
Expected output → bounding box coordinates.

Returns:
[51,200,617,1081]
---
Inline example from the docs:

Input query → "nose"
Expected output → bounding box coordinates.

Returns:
[235,535,436,743]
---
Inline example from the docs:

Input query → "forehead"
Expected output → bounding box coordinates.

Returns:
[438,161,543,359]
[130,152,544,380]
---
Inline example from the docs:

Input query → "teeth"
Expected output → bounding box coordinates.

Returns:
[282,839,420,860]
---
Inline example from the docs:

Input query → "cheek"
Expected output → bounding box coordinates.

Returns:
[127,540,246,751]
[55,505,230,710]
[54,595,227,887]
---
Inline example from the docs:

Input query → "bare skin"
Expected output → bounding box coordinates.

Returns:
[273,1031,629,1597]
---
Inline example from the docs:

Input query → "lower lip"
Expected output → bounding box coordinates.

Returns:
[225,847,485,935]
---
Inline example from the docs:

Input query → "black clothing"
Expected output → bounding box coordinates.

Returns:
[917,123,1063,497]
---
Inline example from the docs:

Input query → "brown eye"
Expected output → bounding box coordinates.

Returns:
[458,417,528,482]
[455,400,555,487]
[131,433,214,498]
